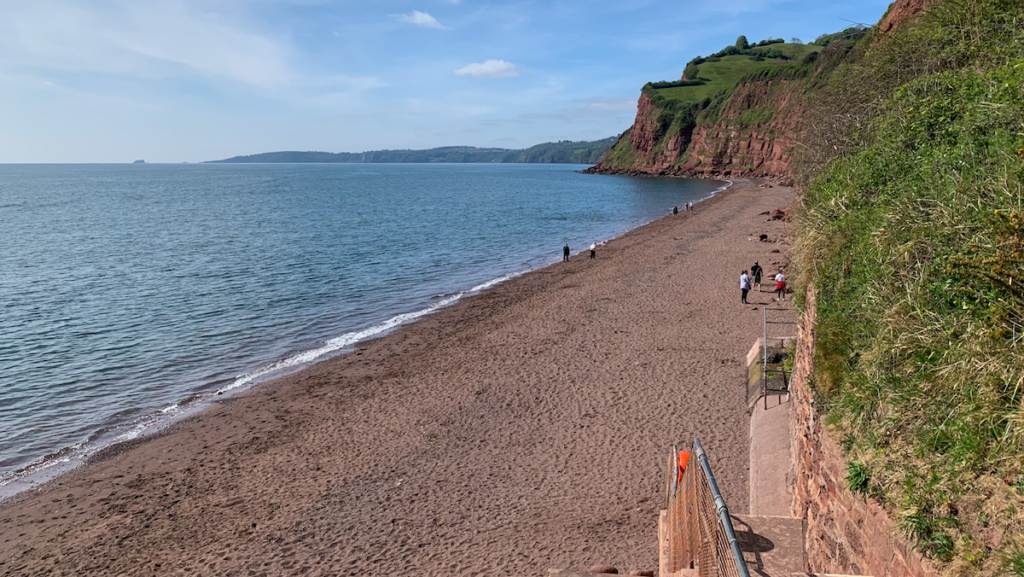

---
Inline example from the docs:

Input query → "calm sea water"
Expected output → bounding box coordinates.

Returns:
[0,163,724,494]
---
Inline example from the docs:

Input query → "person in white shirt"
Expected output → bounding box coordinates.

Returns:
[775,269,786,301]
[740,270,751,304]
[590,242,596,259]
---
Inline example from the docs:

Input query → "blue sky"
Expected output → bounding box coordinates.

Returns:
[0,0,892,162]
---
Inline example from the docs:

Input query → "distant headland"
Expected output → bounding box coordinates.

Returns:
[205,137,615,164]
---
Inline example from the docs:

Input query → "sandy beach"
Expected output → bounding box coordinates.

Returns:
[0,178,795,577]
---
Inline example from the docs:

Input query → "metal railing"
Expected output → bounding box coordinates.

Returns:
[760,307,795,409]
[664,439,750,577]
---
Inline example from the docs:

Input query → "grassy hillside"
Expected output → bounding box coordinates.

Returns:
[513,138,616,163]
[654,43,820,105]
[795,1,1024,573]
[209,137,615,164]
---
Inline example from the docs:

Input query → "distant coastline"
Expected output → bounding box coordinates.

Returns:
[205,137,615,164]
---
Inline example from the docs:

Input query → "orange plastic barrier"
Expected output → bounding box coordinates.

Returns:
[676,451,691,486]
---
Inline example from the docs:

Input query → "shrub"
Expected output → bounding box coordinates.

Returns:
[646,79,707,89]
[813,26,869,47]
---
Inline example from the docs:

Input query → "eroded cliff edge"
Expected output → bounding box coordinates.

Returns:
[585,0,937,181]
[588,80,806,181]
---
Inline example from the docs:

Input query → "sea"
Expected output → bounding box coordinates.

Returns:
[0,163,726,496]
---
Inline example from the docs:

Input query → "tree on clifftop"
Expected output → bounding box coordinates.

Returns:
[736,35,750,49]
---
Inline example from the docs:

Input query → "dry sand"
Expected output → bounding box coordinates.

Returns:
[0,178,795,576]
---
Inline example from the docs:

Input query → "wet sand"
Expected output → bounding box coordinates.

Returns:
[0,178,794,576]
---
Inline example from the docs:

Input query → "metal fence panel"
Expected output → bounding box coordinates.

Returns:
[663,440,749,577]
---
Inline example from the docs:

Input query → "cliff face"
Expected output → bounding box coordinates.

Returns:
[589,79,806,181]
[587,1,938,181]
[623,93,692,172]
[677,80,802,179]
[879,0,937,34]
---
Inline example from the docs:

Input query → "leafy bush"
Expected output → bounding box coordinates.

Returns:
[739,62,811,83]
[647,79,706,89]
[814,26,870,46]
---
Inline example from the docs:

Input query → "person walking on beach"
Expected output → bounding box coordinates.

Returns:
[590,242,596,259]
[751,261,763,291]
[775,268,786,302]
[563,244,570,262]
[740,270,751,304]
[673,206,678,215]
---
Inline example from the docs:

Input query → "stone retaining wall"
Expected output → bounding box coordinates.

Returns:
[789,288,940,577]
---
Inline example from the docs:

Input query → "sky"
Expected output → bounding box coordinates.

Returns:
[0,0,893,162]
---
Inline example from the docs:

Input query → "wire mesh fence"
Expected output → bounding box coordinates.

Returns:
[664,439,749,577]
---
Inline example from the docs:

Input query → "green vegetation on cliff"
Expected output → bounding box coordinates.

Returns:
[208,137,615,164]
[661,42,819,105]
[595,34,867,174]
[795,1,1024,572]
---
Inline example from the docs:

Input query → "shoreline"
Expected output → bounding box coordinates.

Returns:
[0,178,732,500]
[0,177,795,576]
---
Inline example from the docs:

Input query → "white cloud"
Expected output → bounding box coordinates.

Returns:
[0,0,387,107]
[393,11,448,30]
[454,59,518,79]
[0,0,295,88]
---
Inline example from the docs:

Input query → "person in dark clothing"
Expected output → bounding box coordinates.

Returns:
[563,244,570,262]
[673,206,678,215]
[751,262,763,291]
[589,242,596,259]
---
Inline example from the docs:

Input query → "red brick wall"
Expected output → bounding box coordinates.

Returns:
[789,288,940,577]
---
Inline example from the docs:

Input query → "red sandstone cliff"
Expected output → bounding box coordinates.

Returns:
[879,0,937,34]
[677,80,802,179]
[586,0,937,181]
[623,94,693,173]
[588,79,806,181]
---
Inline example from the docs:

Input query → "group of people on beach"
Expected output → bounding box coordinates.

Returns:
[565,202,699,263]
[740,261,786,305]
[562,242,598,262]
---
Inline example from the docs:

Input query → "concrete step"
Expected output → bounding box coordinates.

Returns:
[733,515,805,576]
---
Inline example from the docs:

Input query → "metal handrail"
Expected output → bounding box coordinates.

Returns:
[761,308,792,409]
[693,439,750,577]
